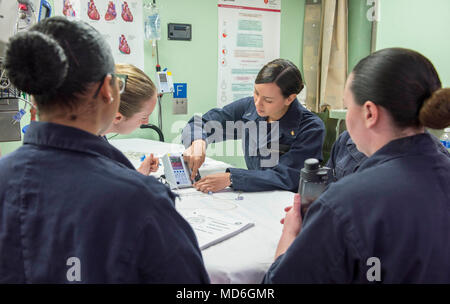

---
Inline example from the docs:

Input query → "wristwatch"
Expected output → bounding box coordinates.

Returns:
[226,168,233,188]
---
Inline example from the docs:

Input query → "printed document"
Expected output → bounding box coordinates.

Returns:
[185,209,254,250]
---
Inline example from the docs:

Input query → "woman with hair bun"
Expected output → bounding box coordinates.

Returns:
[182,59,325,193]
[265,48,450,283]
[0,17,209,283]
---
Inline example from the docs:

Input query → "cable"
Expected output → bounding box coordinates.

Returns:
[140,123,165,142]
[157,95,163,131]
[107,133,119,140]
[151,0,164,136]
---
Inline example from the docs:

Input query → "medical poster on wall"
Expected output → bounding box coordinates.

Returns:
[217,0,281,107]
[54,0,144,70]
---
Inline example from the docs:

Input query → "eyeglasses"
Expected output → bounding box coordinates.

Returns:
[92,73,128,99]
[114,73,128,94]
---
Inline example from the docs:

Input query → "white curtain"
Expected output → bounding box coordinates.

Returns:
[303,0,348,112]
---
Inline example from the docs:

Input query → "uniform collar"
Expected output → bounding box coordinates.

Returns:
[278,99,304,130]
[23,121,134,169]
[345,133,367,164]
[357,133,435,172]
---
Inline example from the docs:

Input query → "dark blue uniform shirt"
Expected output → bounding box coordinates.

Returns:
[0,121,210,283]
[327,130,450,181]
[264,133,450,283]
[326,131,366,181]
[182,97,325,192]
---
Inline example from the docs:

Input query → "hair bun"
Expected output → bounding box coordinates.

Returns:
[4,31,68,95]
[419,88,450,130]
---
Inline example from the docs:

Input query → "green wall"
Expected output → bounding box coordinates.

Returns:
[0,0,373,164]
[376,0,450,87]
[110,0,369,168]
[0,0,308,167]
[348,0,372,73]
[138,0,306,168]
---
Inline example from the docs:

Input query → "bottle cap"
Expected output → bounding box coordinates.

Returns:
[300,158,332,184]
[304,158,320,171]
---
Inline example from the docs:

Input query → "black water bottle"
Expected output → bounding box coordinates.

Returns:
[298,158,332,218]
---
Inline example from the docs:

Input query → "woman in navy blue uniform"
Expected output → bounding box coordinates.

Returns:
[0,17,209,283]
[327,130,449,181]
[264,48,450,283]
[182,59,325,193]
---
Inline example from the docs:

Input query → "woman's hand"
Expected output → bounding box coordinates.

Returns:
[193,173,231,193]
[183,139,206,181]
[137,153,159,175]
[275,194,302,259]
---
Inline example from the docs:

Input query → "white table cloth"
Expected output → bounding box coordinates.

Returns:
[110,138,295,283]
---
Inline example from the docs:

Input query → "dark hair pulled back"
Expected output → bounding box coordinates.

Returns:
[4,16,115,112]
[351,48,450,129]
[255,59,304,98]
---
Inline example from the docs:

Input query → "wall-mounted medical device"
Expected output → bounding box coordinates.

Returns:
[168,23,192,41]
[155,70,174,94]
[14,1,52,35]
[0,85,22,142]
[0,0,52,142]
[1,0,53,58]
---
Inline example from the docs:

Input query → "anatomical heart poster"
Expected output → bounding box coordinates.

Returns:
[55,0,144,69]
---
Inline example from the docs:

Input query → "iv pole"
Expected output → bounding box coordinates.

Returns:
[153,0,163,133]
[140,0,164,141]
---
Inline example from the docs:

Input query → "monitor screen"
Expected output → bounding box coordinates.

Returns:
[170,156,184,171]
[159,73,167,83]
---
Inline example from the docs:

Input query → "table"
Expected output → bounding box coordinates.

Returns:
[110,138,295,284]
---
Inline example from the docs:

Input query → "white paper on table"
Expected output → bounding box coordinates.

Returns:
[185,209,254,250]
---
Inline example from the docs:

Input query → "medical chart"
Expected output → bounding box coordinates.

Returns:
[217,0,281,107]
[54,0,144,69]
